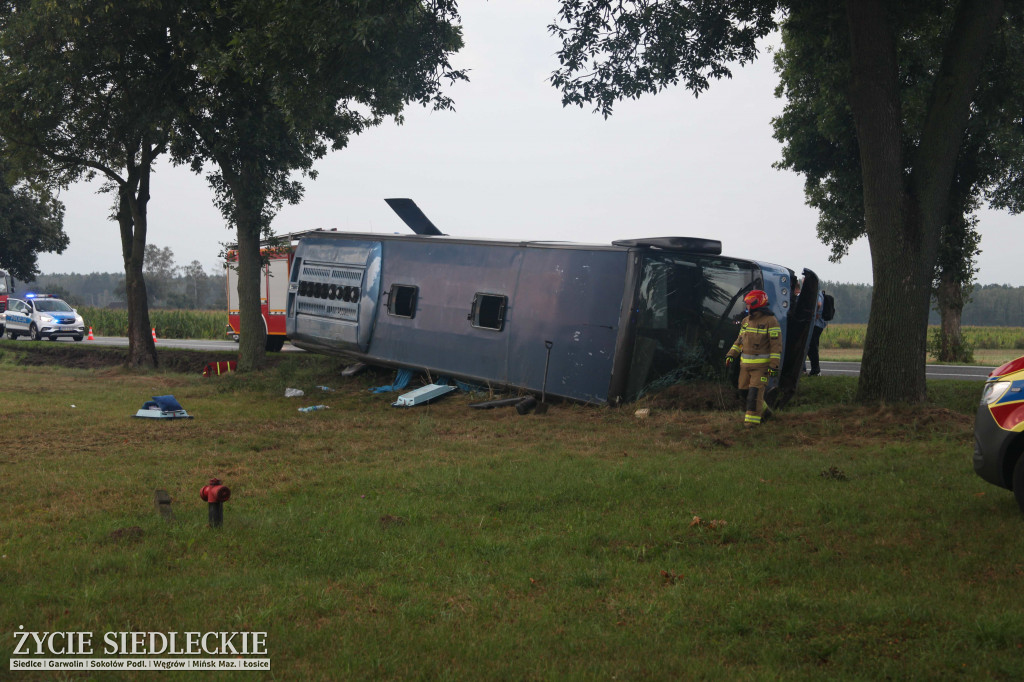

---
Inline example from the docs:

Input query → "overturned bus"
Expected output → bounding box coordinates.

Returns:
[284,200,818,405]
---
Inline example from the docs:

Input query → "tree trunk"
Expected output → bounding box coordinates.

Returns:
[846,0,1003,403]
[117,162,157,369]
[230,171,268,372]
[845,0,928,402]
[935,272,969,362]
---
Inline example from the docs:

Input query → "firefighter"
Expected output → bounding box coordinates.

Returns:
[725,290,782,428]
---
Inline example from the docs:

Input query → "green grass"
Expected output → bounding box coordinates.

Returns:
[0,349,1022,680]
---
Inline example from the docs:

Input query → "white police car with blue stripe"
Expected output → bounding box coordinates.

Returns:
[4,294,86,341]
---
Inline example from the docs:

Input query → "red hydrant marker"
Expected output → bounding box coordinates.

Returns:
[200,478,231,528]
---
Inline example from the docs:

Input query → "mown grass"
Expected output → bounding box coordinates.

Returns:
[0,348,1021,680]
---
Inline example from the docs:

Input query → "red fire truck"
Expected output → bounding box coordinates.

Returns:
[225,232,321,352]
[0,268,13,335]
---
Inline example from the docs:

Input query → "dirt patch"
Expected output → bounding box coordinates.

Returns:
[643,381,742,412]
[108,526,144,543]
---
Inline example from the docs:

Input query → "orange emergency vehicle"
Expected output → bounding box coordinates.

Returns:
[225,243,294,352]
[225,231,327,351]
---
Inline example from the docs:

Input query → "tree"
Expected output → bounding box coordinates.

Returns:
[0,0,194,368]
[0,157,67,281]
[549,0,1011,402]
[772,3,1024,364]
[143,244,179,308]
[181,260,210,310]
[170,0,466,371]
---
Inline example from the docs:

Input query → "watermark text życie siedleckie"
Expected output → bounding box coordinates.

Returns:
[13,627,267,656]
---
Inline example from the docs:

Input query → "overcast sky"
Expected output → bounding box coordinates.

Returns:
[37,0,1022,286]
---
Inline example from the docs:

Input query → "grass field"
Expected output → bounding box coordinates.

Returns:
[1,345,1022,680]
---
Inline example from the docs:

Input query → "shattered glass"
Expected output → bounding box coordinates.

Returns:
[626,254,760,400]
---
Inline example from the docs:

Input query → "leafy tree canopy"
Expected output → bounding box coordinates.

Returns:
[172,0,467,234]
[772,1,1024,265]
[548,0,1012,402]
[167,0,465,370]
[0,158,67,281]
[550,1,779,117]
[0,0,203,368]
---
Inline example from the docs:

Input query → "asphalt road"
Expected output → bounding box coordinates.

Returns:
[18,335,303,352]
[816,360,996,381]
[21,335,1001,381]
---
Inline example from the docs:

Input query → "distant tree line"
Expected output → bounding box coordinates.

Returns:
[821,281,1024,327]
[17,245,226,310]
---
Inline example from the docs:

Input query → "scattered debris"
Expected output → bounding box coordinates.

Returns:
[660,570,684,585]
[371,368,414,393]
[469,397,525,410]
[134,395,193,419]
[393,383,456,407]
[515,396,537,415]
[298,405,329,413]
[689,516,727,530]
[317,385,335,392]
[203,361,237,377]
[634,408,651,419]
[341,362,367,377]
[284,387,305,398]
[820,466,849,482]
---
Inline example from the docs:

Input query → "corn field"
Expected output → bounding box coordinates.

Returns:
[820,324,1024,350]
[78,307,226,340]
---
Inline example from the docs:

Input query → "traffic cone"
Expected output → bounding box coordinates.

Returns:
[87,327,94,341]
[152,327,158,343]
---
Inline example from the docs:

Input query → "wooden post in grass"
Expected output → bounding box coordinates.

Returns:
[154,489,173,521]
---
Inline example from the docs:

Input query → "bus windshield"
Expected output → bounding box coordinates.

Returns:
[626,254,761,400]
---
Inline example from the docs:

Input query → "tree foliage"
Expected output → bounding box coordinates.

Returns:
[0,0,197,368]
[772,2,1024,362]
[170,0,466,370]
[0,0,464,371]
[551,1,778,117]
[549,0,1014,402]
[0,158,66,280]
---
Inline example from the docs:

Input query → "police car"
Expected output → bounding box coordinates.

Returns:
[4,294,86,341]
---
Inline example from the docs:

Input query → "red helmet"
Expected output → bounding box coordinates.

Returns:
[743,290,769,310]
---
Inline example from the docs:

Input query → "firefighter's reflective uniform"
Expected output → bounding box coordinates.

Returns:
[726,306,782,427]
